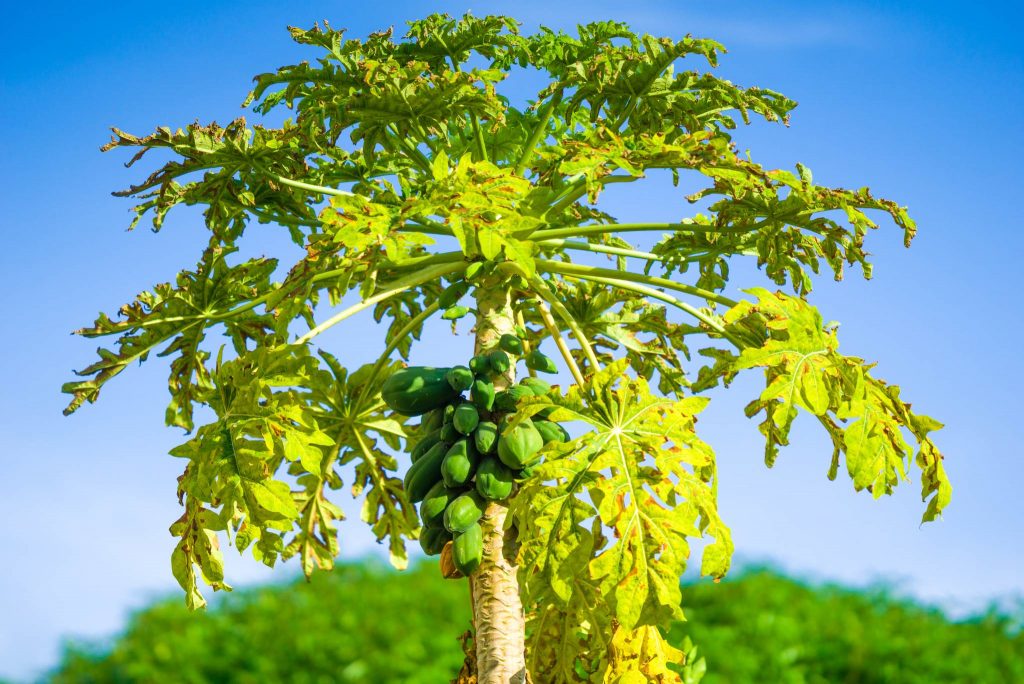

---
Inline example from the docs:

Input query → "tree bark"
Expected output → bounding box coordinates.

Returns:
[471,282,528,684]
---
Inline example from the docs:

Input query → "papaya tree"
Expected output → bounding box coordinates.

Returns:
[63,13,951,683]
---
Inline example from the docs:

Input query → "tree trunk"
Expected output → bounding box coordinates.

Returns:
[471,283,528,684]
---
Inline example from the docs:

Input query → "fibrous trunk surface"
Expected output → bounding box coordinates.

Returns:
[470,282,527,684]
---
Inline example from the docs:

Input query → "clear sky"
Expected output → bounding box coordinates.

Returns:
[1,0,1022,679]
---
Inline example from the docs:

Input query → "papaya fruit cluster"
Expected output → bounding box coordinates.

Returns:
[380,334,569,576]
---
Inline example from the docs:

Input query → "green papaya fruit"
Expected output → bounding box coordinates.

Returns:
[475,457,515,501]
[497,418,545,469]
[419,408,445,435]
[441,439,480,488]
[470,378,495,411]
[446,366,475,392]
[499,333,524,355]
[525,350,558,374]
[453,403,480,435]
[440,420,460,443]
[403,440,448,502]
[465,261,485,281]
[444,492,485,534]
[469,354,491,375]
[442,305,470,320]
[493,386,532,413]
[474,421,499,455]
[519,377,551,396]
[488,349,511,374]
[382,367,460,416]
[419,525,451,556]
[452,523,483,575]
[420,480,460,527]
[534,419,570,445]
[438,282,469,309]
[410,428,443,463]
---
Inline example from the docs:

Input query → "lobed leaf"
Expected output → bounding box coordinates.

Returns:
[696,289,951,522]
[513,360,731,638]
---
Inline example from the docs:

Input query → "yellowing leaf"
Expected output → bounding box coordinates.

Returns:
[604,625,687,683]
[513,360,731,634]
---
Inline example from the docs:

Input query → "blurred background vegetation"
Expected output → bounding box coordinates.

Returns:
[30,561,1023,683]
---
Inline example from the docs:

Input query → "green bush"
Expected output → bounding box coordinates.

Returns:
[672,568,1024,684]
[47,563,1023,683]
[51,562,469,684]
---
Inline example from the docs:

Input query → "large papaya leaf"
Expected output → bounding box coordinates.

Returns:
[695,288,951,522]
[62,244,276,431]
[306,351,417,570]
[512,360,731,633]
[658,165,917,295]
[169,345,333,606]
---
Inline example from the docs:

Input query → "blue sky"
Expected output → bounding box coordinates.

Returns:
[1,0,1022,679]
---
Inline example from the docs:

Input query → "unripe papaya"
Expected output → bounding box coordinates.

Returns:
[499,333,524,356]
[475,456,515,501]
[469,354,491,375]
[419,408,445,435]
[382,367,460,416]
[446,366,474,392]
[497,418,544,469]
[420,480,459,527]
[442,305,471,320]
[465,261,485,281]
[453,522,483,575]
[470,378,495,411]
[404,440,448,502]
[438,282,469,309]
[488,349,511,374]
[525,350,558,374]
[534,419,570,445]
[441,439,480,488]
[444,492,485,534]
[453,403,480,435]
[493,386,532,413]
[419,525,451,556]
[410,428,443,463]
[519,377,551,396]
[474,421,499,455]
[440,420,460,443]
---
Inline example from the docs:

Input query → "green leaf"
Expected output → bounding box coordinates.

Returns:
[308,353,418,570]
[63,245,276,431]
[247,480,299,519]
[698,289,951,521]
[513,360,731,634]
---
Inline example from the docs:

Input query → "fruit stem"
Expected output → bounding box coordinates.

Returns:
[533,296,587,387]
[296,263,465,344]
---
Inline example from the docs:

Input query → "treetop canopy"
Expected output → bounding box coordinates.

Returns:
[62,14,949,648]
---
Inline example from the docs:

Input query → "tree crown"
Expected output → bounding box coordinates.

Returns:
[63,12,949,679]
